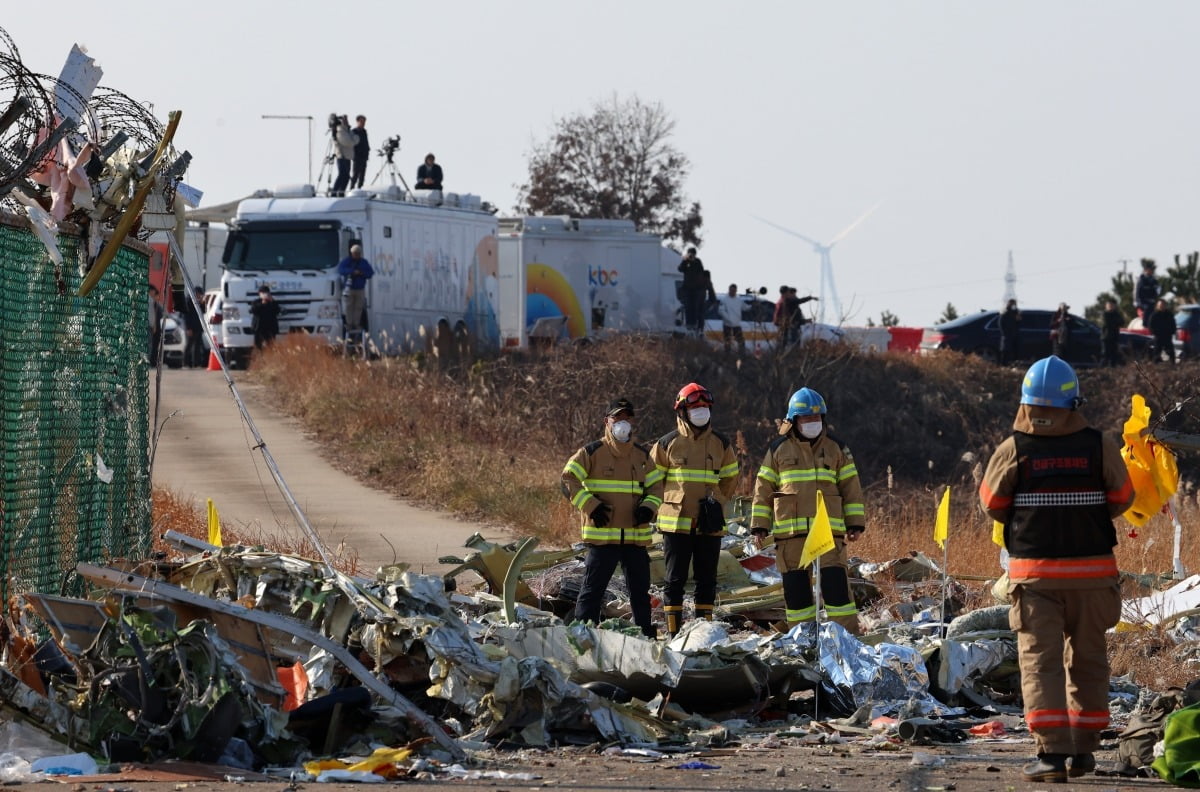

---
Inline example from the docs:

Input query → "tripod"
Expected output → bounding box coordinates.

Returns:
[371,150,412,192]
[315,135,337,194]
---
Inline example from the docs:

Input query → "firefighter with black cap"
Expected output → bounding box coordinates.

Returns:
[651,383,738,636]
[749,387,865,633]
[561,398,663,638]
[979,356,1134,783]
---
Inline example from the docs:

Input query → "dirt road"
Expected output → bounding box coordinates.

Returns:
[148,368,508,574]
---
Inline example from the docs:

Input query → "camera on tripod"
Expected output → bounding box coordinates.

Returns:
[378,135,400,163]
[327,113,347,133]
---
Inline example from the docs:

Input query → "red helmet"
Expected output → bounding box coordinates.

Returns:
[674,382,713,410]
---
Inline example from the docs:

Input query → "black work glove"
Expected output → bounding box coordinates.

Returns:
[634,505,654,526]
[591,502,613,528]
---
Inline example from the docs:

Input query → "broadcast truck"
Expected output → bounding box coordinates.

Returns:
[496,216,680,348]
[213,184,499,366]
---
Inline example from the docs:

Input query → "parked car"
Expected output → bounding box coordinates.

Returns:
[919,309,1154,366]
[1177,304,1200,360]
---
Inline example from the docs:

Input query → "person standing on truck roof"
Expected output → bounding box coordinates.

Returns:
[338,245,375,338]
[677,248,706,335]
[652,383,738,636]
[331,115,356,196]
[416,153,443,190]
[561,398,662,639]
[249,285,281,351]
[717,283,745,353]
[979,356,1133,783]
[350,115,370,190]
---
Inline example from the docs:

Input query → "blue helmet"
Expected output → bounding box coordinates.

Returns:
[787,387,827,419]
[1020,355,1082,409]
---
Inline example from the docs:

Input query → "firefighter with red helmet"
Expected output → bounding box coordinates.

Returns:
[979,356,1133,783]
[749,387,866,634]
[562,398,663,639]
[651,383,739,636]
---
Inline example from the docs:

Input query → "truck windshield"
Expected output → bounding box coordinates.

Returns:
[224,229,339,271]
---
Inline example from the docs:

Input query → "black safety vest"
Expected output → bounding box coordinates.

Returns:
[1005,429,1116,559]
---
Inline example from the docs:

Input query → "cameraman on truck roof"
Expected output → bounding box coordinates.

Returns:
[330,114,356,196]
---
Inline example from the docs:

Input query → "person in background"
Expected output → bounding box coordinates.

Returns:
[1136,259,1160,323]
[337,244,375,339]
[184,285,206,367]
[561,398,662,639]
[786,287,817,343]
[1101,299,1124,367]
[1050,303,1070,359]
[1148,298,1177,364]
[416,153,443,190]
[677,248,706,334]
[330,115,356,196]
[749,388,865,634]
[651,383,738,636]
[717,283,745,353]
[350,115,370,190]
[249,285,281,350]
[999,299,1021,365]
[147,284,164,362]
[979,356,1133,783]
[773,285,795,342]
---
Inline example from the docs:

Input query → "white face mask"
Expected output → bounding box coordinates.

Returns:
[687,407,711,427]
[610,420,632,443]
[798,420,823,439]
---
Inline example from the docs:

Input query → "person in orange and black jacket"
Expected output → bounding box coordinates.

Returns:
[979,355,1133,784]
[650,383,738,636]
[749,387,865,633]
[561,398,663,639]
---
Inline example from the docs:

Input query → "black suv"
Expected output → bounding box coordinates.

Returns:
[919,309,1153,366]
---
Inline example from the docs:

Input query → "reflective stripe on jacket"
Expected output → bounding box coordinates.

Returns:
[978,405,1134,588]
[650,417,738,535]
[750,429,865,539]
[561,430,662,546]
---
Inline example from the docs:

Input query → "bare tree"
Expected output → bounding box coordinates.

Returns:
[515,95,703,246]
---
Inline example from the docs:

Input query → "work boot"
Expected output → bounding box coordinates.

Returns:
[1068,753,1096,778]
[695,605,714,622]
[1022,754,1067,783]
[664,605,682,637]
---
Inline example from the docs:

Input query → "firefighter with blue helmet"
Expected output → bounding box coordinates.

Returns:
[750,387,866,633]
[980,356,1133,783]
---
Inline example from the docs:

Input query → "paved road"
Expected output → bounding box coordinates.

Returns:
[148,368,508,575]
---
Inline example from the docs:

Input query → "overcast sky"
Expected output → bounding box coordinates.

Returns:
[8,2,1199,327]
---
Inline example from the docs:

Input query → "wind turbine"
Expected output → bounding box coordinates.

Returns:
[755,204,880,324]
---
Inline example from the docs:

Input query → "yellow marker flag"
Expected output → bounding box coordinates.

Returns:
[207,497,223,547]
[991,520,1006,548]
[1121,393,1179,527]
[933,487,950,549]
[800,490,837,567]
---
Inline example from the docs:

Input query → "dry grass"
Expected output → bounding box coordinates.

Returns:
[152,335,1200,688]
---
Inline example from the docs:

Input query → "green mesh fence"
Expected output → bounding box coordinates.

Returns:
[0,215,151,602]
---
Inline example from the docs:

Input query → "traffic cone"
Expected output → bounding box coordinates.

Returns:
[207,348,221,371]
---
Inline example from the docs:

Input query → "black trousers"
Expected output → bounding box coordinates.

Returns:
[185,332,206,367]
[574,544,653,635]
[682,289,707,332]
[351,157,368,189]
[781,565,853,612]
[662,532,721,607]
[332,158,351,195]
